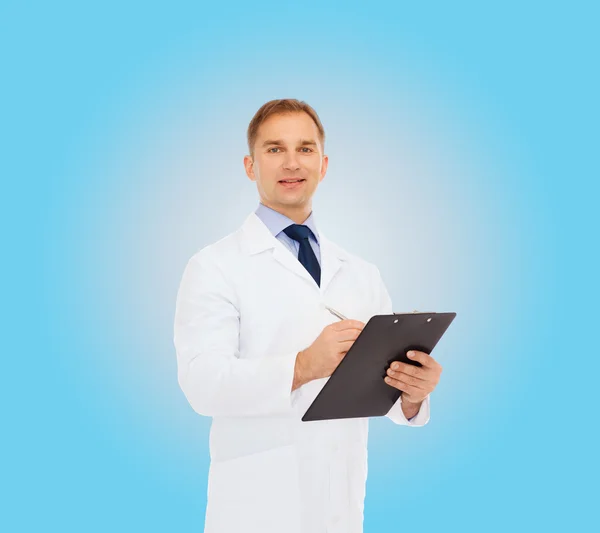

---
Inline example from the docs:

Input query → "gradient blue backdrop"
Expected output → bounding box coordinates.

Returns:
[3,1,598,532]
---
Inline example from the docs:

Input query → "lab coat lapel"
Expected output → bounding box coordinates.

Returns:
[318,231,344,294]
[239,211,345,294]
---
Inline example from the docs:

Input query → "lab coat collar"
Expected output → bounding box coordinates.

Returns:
[240,211,348,294]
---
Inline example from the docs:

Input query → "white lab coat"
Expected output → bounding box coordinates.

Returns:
[173,211,430,533]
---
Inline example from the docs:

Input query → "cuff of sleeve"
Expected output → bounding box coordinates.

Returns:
[286,352,303,408]
[240,350,302,416]
[276,351,303,410]
[386,393,431,426]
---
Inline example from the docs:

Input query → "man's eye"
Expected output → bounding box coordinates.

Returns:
[300,148,312,153]
[268,147,281,153]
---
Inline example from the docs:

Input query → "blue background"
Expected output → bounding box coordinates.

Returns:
[3,1,598,531]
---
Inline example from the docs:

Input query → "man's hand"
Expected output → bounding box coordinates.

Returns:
[292,319,365,390]
[384,350,443,405]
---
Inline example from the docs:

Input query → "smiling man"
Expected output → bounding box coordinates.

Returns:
[173,99,443,533]
[243,109,327,225]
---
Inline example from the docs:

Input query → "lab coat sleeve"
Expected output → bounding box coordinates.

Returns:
[173,250,300,418]
[372,264,431,427]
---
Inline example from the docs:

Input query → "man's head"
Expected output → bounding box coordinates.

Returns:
[243,99,328,222]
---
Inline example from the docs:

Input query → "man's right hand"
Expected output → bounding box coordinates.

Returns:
[292,319,365,391]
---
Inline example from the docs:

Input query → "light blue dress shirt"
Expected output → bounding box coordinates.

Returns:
[255,202,321,265]
[254,202,416,422]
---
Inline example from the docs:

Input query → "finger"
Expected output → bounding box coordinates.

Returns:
[389,361,430,379]
[387,373,428,392]
[336,329,363,343]
[407,350,439,368]
[384,376,426,395]
[386,367,429,386]
[334,320,365,331]
[338,340,358,352]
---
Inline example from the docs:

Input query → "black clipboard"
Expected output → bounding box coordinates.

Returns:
[301,312,456,422]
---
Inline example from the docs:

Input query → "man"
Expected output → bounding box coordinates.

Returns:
[173,99,443,533]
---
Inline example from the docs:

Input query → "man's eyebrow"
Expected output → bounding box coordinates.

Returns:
[262,139,318,147]
[261,139,283,147]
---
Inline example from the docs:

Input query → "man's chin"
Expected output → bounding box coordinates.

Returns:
[279,198,310,209]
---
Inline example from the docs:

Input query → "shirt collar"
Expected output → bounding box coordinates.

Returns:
[254,202,320,244]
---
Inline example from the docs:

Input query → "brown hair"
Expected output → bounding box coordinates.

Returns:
[247,99,325,157]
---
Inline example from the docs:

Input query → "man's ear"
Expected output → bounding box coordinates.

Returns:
[319,154,329,182]
[243,154,255,181]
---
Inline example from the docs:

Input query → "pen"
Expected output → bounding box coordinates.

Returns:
[325,305,348,321]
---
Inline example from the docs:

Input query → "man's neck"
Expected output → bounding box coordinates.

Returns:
[261,201,311,225]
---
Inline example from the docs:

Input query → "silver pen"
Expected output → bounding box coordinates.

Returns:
[325,305,348,321]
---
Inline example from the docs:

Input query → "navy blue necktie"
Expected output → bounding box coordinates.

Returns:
[283,224,321,287]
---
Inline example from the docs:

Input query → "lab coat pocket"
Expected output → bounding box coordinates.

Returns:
[204,444,302,533]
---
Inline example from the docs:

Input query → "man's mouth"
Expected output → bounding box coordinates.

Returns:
[278,178,306,188]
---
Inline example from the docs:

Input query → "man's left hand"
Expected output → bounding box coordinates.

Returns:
[384,350,443,404]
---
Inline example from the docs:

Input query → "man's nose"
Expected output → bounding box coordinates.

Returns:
[282,152,300,170]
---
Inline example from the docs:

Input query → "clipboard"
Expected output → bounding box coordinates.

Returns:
[301,312,456,422]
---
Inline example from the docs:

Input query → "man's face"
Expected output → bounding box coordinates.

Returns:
[244,112,328,213]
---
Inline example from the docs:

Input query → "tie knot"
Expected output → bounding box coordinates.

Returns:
[283,224,314,242]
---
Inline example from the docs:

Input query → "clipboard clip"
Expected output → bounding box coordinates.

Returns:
[393,310,436,314]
